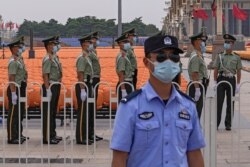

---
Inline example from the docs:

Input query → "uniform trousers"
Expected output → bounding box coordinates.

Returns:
[42,84,61,142]
[216,76,236,128]
[7,81,26,142]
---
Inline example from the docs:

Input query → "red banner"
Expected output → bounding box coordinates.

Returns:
[233,4,248,21]
[193,8,209,20]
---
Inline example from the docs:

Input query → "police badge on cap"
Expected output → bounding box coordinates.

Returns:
[164,37,172,45]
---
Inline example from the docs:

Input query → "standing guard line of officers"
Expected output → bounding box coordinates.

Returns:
[5,29,240,146]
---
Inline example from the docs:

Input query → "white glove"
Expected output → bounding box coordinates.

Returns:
[46,89,52,101]
[235,84,240,94]
[213,80,217,91]
[11,92,17,105]
[121,89,127,98]
[80,89,87,102]
[194,88,201,101]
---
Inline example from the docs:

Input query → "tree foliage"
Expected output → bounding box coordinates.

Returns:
[17,16,159,37]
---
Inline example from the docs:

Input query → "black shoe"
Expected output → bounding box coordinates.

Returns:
[76,140,92,145]
[8,138,25,144]
[96,135,103,141]
[55,136,62,141]
[43,138,59,144]
[225,127,231,131]
[89,135,103,142]
[21,135,30,140]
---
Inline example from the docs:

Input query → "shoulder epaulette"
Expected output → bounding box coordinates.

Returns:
[8,58,15,66]
[233,52,240,56]
[177,89,195,103]
[42,56,50,63]
[121,89,142,103]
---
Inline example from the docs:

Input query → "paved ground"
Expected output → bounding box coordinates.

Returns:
[0,54,250,167]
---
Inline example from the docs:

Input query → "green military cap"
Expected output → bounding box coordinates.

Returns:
[7,37,24,48]
[115,33,129,43]
[42,35,60,44]
[189,32,208,41]
[18,36,25,44]
[122,28,137,36]
[91,31,99,39]
[152,31,164,36]
[78,34,92,44]
[223,34,236,42]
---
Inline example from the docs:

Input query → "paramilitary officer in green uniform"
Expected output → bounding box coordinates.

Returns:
[214,34,242,131]
[17,36,28,82]
[7,37,28,144]
[88,32,103,141]
[188,32,209,118]
[75,34,95,145]
[42,36,63,144]
[89,32,101,100]
[115,33,133,102]
[122,28,138,89]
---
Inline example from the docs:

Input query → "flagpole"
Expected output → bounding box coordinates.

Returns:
[208,0,224,69]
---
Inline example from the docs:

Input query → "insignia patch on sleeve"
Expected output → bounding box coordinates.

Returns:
[138,112,154,120]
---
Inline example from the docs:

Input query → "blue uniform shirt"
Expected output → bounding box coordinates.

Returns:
[110,81,205,167]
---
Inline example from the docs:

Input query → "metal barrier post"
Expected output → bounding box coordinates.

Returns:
[213,81,234,167]
[92,81,111,159]
[28,82,43,165]
[0,84,5,166]
[237,81,250,165]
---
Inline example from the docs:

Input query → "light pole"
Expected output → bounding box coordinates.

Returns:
[118,0,122,37]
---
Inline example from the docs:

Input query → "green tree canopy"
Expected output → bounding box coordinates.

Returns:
[17,16,160,37]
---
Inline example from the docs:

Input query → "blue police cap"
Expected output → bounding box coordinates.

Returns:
[144,35,183,55]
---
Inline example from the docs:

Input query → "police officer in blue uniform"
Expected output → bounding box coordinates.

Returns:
[111,35,205,167]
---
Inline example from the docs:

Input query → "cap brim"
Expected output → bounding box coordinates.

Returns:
[116,39,129,43]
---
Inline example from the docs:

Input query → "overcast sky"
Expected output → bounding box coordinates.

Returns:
[0,0,167,29]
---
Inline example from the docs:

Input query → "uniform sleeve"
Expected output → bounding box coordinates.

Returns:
[110,102,135,152]
[8,62,18,75]
[189,56,200,73]
[187,103,206,151]
[236,56,242,70]
[77,57,87,72]
[117,57,126,72]
[42,59,51,74]
[214,54,220,69]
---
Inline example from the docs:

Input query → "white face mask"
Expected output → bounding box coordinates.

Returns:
[148,58,180,83]
[52,45,58,54]
[17,48,23,56]
[96,40,100,46]
[123,43,131,50]
[88,44,94,50]
[57,44,61,51]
